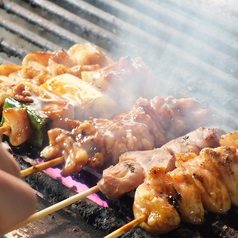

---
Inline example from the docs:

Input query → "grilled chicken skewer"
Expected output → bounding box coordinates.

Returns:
[98,126,225,199]
[12,127,225,235]
[104,131,238,238]
[41,96,212,176]
[133,139,238,235]
[0,43,155,147]
[20,127,224,181]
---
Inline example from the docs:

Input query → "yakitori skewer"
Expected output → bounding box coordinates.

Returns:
[15,128,226,236]
[20,127,225,202]
[104,215,147,238]
[104,134,238,238]
[7,130,237,237]
[20,157,64,177]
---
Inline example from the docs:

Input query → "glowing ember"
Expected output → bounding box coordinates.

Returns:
[37,159,108,207]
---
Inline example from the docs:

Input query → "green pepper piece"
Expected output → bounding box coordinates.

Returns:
[1,97,52,148]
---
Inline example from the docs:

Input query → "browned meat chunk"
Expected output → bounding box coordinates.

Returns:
[98,127,225,200]
[41,96,212,176]
[134,141,238,235]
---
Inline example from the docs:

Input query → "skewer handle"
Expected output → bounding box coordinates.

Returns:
[7,185,100,233]
[20,157,64,177]
[104,215,147,238]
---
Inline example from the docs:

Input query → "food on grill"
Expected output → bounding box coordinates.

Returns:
[0,43,112,109]
[1,97,52,147]
[80,56,154,109]
[219,130,238,147]
[41,96,211,176]
[0,43,156,148]
[0,43,154,116]
[0,42,225,237]
[133,141,238,235]
[98,127,225,199]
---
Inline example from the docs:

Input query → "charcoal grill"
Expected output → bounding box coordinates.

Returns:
[1,0,238,237]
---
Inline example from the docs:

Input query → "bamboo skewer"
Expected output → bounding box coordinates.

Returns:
[8,134,146,238]
[20,157,64,177]
[104,215,147,238]
[1,120,146,237]
[21,160,146,238]
[7,185,100,233]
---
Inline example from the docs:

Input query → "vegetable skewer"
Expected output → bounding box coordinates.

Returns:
[0,97,52,148]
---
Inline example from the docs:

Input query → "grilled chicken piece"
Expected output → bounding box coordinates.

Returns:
[81,56,155,112]
[0,44,155,120]
[134,142,238,235]
[220,130,238,147]
[98,127,225,200]
[41,74,117,120]
[170,164,205,225]
[21,43,113,82]
[207,146,238,206]
[133,167,180,234]
[41,96,212,176]
[174,150,231,224]
[2,107,31,146]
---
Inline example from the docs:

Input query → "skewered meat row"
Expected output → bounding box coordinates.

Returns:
[41,96,212,176]
[0,43,154,120]
[0,43,156,147]
[133,131,238,235]
[98,127,225,200]
[0,44,154,146]
[0,43,112,109]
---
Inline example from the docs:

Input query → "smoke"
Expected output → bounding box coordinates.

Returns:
[104,0,238,132]
[1,0,238,131]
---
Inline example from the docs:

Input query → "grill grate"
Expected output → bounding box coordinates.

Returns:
[1,0,238,237]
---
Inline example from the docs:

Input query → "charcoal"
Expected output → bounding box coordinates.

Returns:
[16,156,238,238]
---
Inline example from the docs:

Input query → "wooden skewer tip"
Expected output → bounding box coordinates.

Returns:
[104,214,147,238]
[20,157,65,177]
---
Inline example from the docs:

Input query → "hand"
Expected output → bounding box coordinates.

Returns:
[0,133,36,236]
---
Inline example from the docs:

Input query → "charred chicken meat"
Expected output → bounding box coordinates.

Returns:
[133,131,238,235]
[41,96,212,176]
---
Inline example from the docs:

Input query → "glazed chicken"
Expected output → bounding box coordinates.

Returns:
[41,96,212,176]
[0,43,157,147]
[98,127,225,199]
[133,131,238,235]
[0,43,112,108]
[0,43,154,118]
